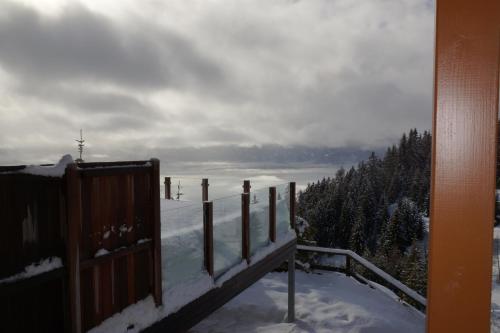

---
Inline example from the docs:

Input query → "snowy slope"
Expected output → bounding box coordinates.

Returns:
[191,270,425,333]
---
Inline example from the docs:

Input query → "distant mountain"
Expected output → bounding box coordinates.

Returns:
[156,145,385,165]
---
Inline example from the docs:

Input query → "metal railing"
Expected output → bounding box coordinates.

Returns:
[296,245,427,310]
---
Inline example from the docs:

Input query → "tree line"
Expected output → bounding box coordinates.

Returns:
[297,129,431,295]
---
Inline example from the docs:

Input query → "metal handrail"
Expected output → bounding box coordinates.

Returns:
[296,244,427,308]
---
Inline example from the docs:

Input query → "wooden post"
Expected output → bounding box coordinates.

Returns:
[66,163,82,333]
[164,177,171,200]
[427,1,500,332]
[242,192,250,263]
[345,256,351,277]
[243,180,251,193]
[287,252,295,323]
[269,187,276,242]
[203,201,214,276]
[150,159,163,306]
[202,178,209,202]
[289,182,296,231]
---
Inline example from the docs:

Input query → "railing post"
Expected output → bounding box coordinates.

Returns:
[269,187,276,242]
[289,182,296,231]
[287,252,295,323]
[243,180,251,193]
[242,192,250,263]
[203,201,214,276]
[202,178,209,202]
[345,255,351,276]
[151,159,163,306]
[164,177,171,200]
[66,163,82,333]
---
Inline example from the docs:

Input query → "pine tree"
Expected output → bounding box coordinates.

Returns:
[401,241,427,295]
[297,128,432,289]
[349,206,366,253]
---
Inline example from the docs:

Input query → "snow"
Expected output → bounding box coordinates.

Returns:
[95,249,110,257]
[0,257,63,284]
[191,270,425,333]
[19,154,73,177]
[318,254,346,268]
[422,216,430,233]
[296,216,309,237]
[89,229,296,333]
[491,227,500,332]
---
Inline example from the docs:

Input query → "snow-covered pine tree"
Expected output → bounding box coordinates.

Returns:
[349,206,366,254]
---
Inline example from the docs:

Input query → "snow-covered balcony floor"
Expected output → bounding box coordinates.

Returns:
[192,270,425,333]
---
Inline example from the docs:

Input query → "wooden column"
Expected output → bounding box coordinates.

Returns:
[427,1,500,332]
[66,163,82,333]
[150,159,163,306]
[269,187,276,242]
[243,180,251,193]
[202,178,209,202]
[242,193,250,263]
[203,201,214,276]
[289,182,296,231]
[164,177,171,200]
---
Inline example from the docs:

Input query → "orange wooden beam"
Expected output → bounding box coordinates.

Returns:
[427,0,500,332]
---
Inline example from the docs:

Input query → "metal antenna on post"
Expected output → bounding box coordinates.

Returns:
[75,129,85,163]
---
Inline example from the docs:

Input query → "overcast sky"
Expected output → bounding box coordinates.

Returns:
[0,0,435,164]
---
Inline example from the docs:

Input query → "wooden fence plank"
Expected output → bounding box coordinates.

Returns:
[66,164,82,333]
[289,182,296,231]
[150,159,163,306]
[164,177,171,200]
[269,187,276,243]
[242,193,250,263]
[243,180,251,193]
[203,201,214,276]
[202,178,209,202]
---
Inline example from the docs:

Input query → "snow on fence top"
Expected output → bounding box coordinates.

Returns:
[0,257,63,284]
[17,154,74,177]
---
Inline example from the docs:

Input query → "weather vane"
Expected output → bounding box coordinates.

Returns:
[75,129,85,163]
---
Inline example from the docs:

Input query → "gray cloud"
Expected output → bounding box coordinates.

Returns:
[0,0,435,164]
[0,2,224,90]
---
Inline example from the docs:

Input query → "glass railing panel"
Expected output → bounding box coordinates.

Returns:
[160,203,205,291]
[276,183,291,238]
[213,194,243,277]
[249,187,270,255]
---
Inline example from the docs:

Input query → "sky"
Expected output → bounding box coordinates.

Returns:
[0,0,435,164]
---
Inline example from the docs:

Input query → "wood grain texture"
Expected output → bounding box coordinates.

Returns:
[203,201,214,276]
[242,193,250,263]
[202,178,209,202]
[150,159,163,306]
[66,164,82,333]
[0,160,159,332]
[269,187,276,243]
[289,182,296,231]
[427,1,500,331]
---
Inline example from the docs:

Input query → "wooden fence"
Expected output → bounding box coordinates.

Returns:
[0,160,162,333]
[0,161,297,332]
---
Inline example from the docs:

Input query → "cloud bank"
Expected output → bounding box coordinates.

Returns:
[0,0,434,164]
